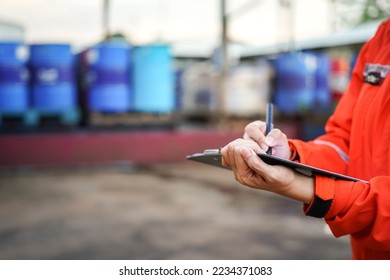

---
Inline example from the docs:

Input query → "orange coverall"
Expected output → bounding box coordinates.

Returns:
[289,18,390,259]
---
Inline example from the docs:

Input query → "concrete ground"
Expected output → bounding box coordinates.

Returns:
[0,161,351,260]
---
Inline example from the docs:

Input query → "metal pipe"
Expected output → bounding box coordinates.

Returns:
[103,0,110,40]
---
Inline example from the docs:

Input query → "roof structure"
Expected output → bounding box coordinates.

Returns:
[235,19,384,58]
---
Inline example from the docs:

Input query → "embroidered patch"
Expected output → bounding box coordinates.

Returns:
[364,63,390,86]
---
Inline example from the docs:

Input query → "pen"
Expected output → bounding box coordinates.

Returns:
[265,103,273,155]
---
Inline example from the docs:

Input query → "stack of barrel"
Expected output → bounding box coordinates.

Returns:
[29,43,79,126]
[0,42,31,126]
[272,51,333,140]
[78,42,175,127]
[272,51,332,115]
[0,42,79,128]
[1,40,176,129]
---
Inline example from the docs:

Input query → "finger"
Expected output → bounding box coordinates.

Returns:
[240,147,275,182]
[236,148,267,188]
[222,139,264,170]
[260,143,269,152]
[220,145,230,168]
[221,141,247,169]
[234,146,254,182]
[226,139,242,172]
[243,121,267,144]
[264,128,286,147]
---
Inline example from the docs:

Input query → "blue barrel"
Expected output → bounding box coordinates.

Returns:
[87,43,131,112]
[273,52,316,114]
[174,69,184,111]
[313,52,330,108]
[0,42,29,113]
[29,44,76,112]
[133,45,174,113]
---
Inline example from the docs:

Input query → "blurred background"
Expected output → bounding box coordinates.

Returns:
[0,0,388,259]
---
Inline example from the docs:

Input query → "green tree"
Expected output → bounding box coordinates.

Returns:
[360,0,390,22]
[334,0,390,28]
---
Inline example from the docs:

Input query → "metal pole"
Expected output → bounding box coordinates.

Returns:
[103,0,110,40]
[218,0,228,129]
[288,0,295,51]
[279,0,295,52]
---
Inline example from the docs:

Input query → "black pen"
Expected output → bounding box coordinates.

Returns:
[265,103,273,155]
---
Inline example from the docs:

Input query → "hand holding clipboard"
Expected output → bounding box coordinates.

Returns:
[187,149,367,183]
[187,103,367,184]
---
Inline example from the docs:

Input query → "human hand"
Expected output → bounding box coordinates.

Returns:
[221,139,314,203]
[243,120,291,160]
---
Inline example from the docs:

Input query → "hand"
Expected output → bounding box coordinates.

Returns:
[243,120,291,160]
[221,139,314,204]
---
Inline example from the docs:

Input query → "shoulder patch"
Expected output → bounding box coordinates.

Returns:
[364,63,390,86]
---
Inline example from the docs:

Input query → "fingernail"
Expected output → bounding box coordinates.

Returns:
[265,136,275,145]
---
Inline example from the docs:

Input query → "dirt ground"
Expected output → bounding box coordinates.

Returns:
[0,161,351,260]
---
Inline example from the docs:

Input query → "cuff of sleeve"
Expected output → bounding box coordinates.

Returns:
[303,175,335,218]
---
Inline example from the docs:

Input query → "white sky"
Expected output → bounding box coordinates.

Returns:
[0,0,333,55]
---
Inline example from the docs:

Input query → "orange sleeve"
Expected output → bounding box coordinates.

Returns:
[289,19,390,251]
[313,176,390,251]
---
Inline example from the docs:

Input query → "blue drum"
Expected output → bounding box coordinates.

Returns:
[133,45,174,113]
[0,42,29,113]
[29,43,76,112]
[273,52,316,114]
[313,52,331,108]
[86,42,131,112]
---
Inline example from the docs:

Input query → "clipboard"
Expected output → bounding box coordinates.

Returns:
[187,149,368,183]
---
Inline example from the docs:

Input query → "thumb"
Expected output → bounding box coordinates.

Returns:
[240,147,253,160]
[240,148,271,176]
[240,148,263,169]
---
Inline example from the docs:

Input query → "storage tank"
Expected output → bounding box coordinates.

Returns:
[0,42,28,113]
[180,62,218,118]
[86,42,131,112]
[313,52,331,108]
[225,60,272,117]
[133,45,174,113]
[273,52,316,114]
[29,43,77,112]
